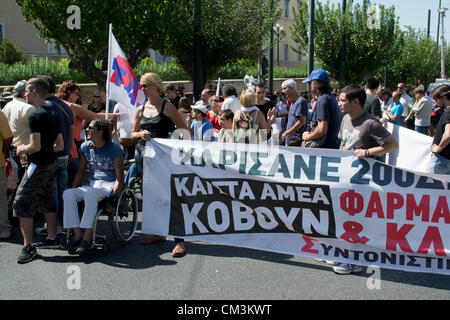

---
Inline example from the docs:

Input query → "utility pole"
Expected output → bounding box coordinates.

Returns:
[193,0,203,101]
[437,0,442,47]
[268,0,274,94]
[427,9,431,38]
[338,0,347,89]
[308,0,315,94]
[439,7,448,78]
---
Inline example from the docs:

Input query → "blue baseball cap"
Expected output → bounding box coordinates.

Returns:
[302,68,330,83]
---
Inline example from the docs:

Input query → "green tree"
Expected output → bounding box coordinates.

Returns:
[16,0,279,89]
[155,0,280,84]
[381,27,440,89]
[0,39,25,65]
[290,0,399,85]
[16,0,173,88]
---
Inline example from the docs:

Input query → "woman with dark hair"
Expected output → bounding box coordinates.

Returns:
[57,81,113,187]
[63,119,124,254]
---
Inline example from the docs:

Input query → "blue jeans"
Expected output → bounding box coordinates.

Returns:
[426,153,450,174]
[124,163,138,187]
[55,158,68,225]
[134,148,144,178]
[414,125,429,135]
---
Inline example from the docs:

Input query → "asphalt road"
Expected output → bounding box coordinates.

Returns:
[1,212,449,303]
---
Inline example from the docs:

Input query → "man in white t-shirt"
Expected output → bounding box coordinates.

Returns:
[405,87,433,135]
[2,80,35,179]
[220,84,241,114]
[397,82,414,128]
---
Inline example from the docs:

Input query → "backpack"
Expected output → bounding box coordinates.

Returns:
[234,110,259,144]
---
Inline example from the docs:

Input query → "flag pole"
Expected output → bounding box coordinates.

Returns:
[216,77,220,97]
[105,23,113,119]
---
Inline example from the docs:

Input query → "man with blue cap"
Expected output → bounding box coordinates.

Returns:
[301,69,341,149]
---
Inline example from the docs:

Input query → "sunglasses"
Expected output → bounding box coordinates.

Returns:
[93,95,100,98]
[140,84,148,89]
[86,125,96,131]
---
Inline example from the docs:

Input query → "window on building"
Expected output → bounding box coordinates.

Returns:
[284,44,289,61]
[284,0,290,18]
[48,40,62,55]
[297,45,302,61]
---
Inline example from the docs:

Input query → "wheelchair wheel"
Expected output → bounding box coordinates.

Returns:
[127,176,143,199]
[112,187,138,242]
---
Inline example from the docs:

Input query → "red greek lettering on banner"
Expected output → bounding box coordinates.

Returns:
[301,235,319,254]
[340,190,364,216]
[365,191,384,219]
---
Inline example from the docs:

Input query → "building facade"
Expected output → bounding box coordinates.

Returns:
[0,0,68,59]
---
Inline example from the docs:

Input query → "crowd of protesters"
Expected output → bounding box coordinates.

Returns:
[0,70,449,274]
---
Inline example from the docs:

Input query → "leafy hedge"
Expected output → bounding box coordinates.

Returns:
[0,58,90,85]
[0,57,309,86]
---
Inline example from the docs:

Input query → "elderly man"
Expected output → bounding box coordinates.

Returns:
[405,87,433,135]
[2,80,35,180]
[281,79,307,146]
[200,89,212,111]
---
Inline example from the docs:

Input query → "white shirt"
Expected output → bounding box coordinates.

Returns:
[381,98,393,120]
[221,95,241,114]
[113,102,136,139]
[2,97,35,147]
[400,93,414,117]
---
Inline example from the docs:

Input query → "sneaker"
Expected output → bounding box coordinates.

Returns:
[75,240,93,255]
[333,263,364,275]
[326,260,339,266]
[0,229,11,240]
[17,245,38,264]
[35,237,62,249]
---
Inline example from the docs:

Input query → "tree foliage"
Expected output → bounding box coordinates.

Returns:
[290,0,399,86]
[0,39,25,65]
[16,0,174,88]
[155,0,280,84]
[381,27,440,88]
[15,0,279,88]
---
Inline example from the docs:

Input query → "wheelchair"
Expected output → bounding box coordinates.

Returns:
[66,185,139,254]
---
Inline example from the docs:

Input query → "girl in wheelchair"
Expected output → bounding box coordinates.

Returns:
[63,118,124,254]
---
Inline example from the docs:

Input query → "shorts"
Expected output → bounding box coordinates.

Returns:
[13,162,57,219]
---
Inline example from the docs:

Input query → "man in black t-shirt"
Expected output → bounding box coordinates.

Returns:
[363,77,382,119]
[255,84,273,121]
[426,85,450,174]
[165,84,181,109]
[13,78,64,264]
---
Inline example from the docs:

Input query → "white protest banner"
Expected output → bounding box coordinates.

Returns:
[142,139,450,275]
[385,123,433,173]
